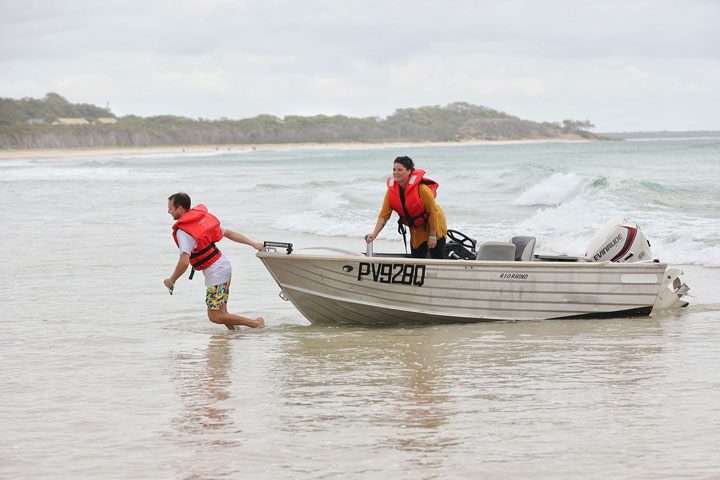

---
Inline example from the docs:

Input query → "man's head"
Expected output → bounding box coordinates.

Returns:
[168,192,191,220]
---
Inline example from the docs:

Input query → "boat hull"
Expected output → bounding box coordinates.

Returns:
[258,252,670,325]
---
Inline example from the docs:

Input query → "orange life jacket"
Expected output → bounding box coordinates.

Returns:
[172,204,223,270]
[386,169,439,227]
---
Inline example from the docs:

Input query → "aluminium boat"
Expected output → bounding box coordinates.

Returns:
[257,217,690,325]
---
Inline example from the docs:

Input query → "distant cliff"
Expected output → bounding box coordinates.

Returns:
[0,93,608,149]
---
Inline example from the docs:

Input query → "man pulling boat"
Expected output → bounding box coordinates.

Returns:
[164,192,265,330]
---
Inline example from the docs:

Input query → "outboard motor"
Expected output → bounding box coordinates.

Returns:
[584,216,652,263]
[586,216,690,310]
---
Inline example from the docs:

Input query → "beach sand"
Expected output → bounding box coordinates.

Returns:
[0,137,593,160]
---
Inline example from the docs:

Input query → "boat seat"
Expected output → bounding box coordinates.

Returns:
[476,242,516,261]
[511,236,536,261]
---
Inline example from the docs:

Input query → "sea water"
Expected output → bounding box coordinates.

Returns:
[1,139,719,479]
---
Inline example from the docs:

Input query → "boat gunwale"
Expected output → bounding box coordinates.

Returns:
[257,251,667,270]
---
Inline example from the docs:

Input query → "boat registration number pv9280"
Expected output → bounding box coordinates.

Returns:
[357,262,426,286]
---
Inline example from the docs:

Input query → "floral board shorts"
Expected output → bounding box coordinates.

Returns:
[206,278,231,310]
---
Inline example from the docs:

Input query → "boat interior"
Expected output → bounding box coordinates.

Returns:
[375,229,588,262]
[264,229,588,262]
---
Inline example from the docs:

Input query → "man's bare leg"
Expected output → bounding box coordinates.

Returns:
[207,303,265,329]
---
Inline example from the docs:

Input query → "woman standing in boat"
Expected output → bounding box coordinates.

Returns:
[365,156,448,259]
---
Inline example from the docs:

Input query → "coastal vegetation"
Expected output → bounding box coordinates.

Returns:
[0,93,605,149]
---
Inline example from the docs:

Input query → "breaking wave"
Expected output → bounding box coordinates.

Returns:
[4,139,717,266]
[513,172,587,206]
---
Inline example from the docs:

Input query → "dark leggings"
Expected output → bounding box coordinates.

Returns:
[411,236,446,259]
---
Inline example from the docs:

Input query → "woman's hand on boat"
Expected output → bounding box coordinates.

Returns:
[365,233,376,243]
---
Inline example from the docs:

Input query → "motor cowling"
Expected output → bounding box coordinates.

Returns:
[584,216,653,263]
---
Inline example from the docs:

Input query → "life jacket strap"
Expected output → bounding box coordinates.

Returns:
[190,242,221,269]
[398,184,429,227]
[398,212,429,227]
[397,220,408,254]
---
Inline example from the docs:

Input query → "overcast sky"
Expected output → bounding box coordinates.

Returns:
[2,0,719,131]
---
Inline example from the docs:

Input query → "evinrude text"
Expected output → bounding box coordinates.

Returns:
[593,233,623,261]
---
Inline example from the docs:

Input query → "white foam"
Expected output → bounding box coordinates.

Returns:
[273,210,376,237]
[0,165,146,181]
[308,190,350,209]
[656,242,720,267]
[513,172,585,206]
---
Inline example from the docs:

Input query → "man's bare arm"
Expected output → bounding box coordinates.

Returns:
[164,252,190,292]
[224,229,264,250]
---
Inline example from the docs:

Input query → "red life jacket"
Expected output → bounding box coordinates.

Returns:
[386,169,439,227]
[172,204,223,270]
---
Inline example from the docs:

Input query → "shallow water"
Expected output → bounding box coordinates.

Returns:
[2,140,720,479]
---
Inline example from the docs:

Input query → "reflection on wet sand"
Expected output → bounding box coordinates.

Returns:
[171,334,242,478]
[272,318,667,476]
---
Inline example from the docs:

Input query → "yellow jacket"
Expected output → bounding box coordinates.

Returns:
[379,183,447,249]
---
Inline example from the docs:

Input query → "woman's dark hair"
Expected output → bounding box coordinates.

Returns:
[394,156,415,171]
[168,192,191,210]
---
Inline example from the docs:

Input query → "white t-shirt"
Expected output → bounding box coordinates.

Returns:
[176,226,232,286]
